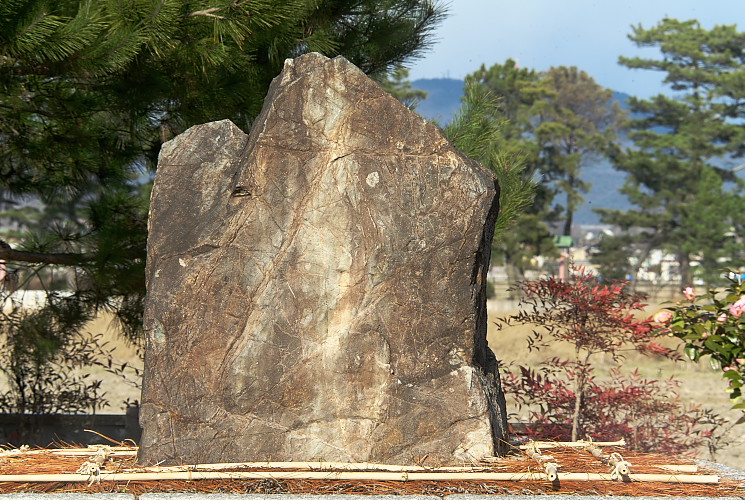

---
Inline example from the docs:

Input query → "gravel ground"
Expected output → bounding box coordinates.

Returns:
[696,458,745,481]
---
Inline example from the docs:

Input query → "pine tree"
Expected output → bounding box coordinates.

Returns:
[465,60,622,280]
[465,61,555,281]
[599,18,745,287]
[534,66,623,237]
[466,59,543,162]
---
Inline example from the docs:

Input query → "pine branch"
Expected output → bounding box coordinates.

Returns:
[0,239,93,265]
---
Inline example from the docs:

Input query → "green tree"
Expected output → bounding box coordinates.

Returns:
[465,60,622,280]
[465,61,555,281]
[534,66,624,237]
[0,0,446,410]
[466,59,542,158]
[600,18,745,287]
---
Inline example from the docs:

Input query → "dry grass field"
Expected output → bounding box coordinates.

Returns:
[79,314,143,411]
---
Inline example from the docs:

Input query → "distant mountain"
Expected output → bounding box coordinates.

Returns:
[411,78,633,225]
[575,159,628,225]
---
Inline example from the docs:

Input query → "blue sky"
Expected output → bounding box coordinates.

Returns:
[407,0,745,98]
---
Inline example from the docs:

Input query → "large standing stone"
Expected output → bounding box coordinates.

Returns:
[139,53,508,466]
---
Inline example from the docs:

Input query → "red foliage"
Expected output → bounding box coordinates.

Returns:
[503,361,714,453]
[497,265,707,452]
[497,265,678,361]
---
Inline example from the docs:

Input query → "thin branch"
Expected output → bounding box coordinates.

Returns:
[0,240,92,266]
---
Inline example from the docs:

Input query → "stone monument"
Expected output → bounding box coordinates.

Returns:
[139,52,508,465]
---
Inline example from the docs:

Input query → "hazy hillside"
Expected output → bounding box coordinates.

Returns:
[412,78,631,225]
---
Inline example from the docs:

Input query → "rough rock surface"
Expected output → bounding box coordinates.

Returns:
[139,52,508,466]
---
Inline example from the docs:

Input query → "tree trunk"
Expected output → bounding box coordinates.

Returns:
[571,354,591,442]
[563,198,574,237]
[571,370,585,442]
[678,250,691,288]
[629,241,653,291]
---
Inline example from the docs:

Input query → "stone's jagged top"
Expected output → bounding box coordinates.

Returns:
[139,53,507,466]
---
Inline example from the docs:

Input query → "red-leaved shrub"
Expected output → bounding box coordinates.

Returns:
[503,361,716,453]
[496,266,716,453]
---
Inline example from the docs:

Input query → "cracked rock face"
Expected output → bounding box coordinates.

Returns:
[138,53,508,466]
